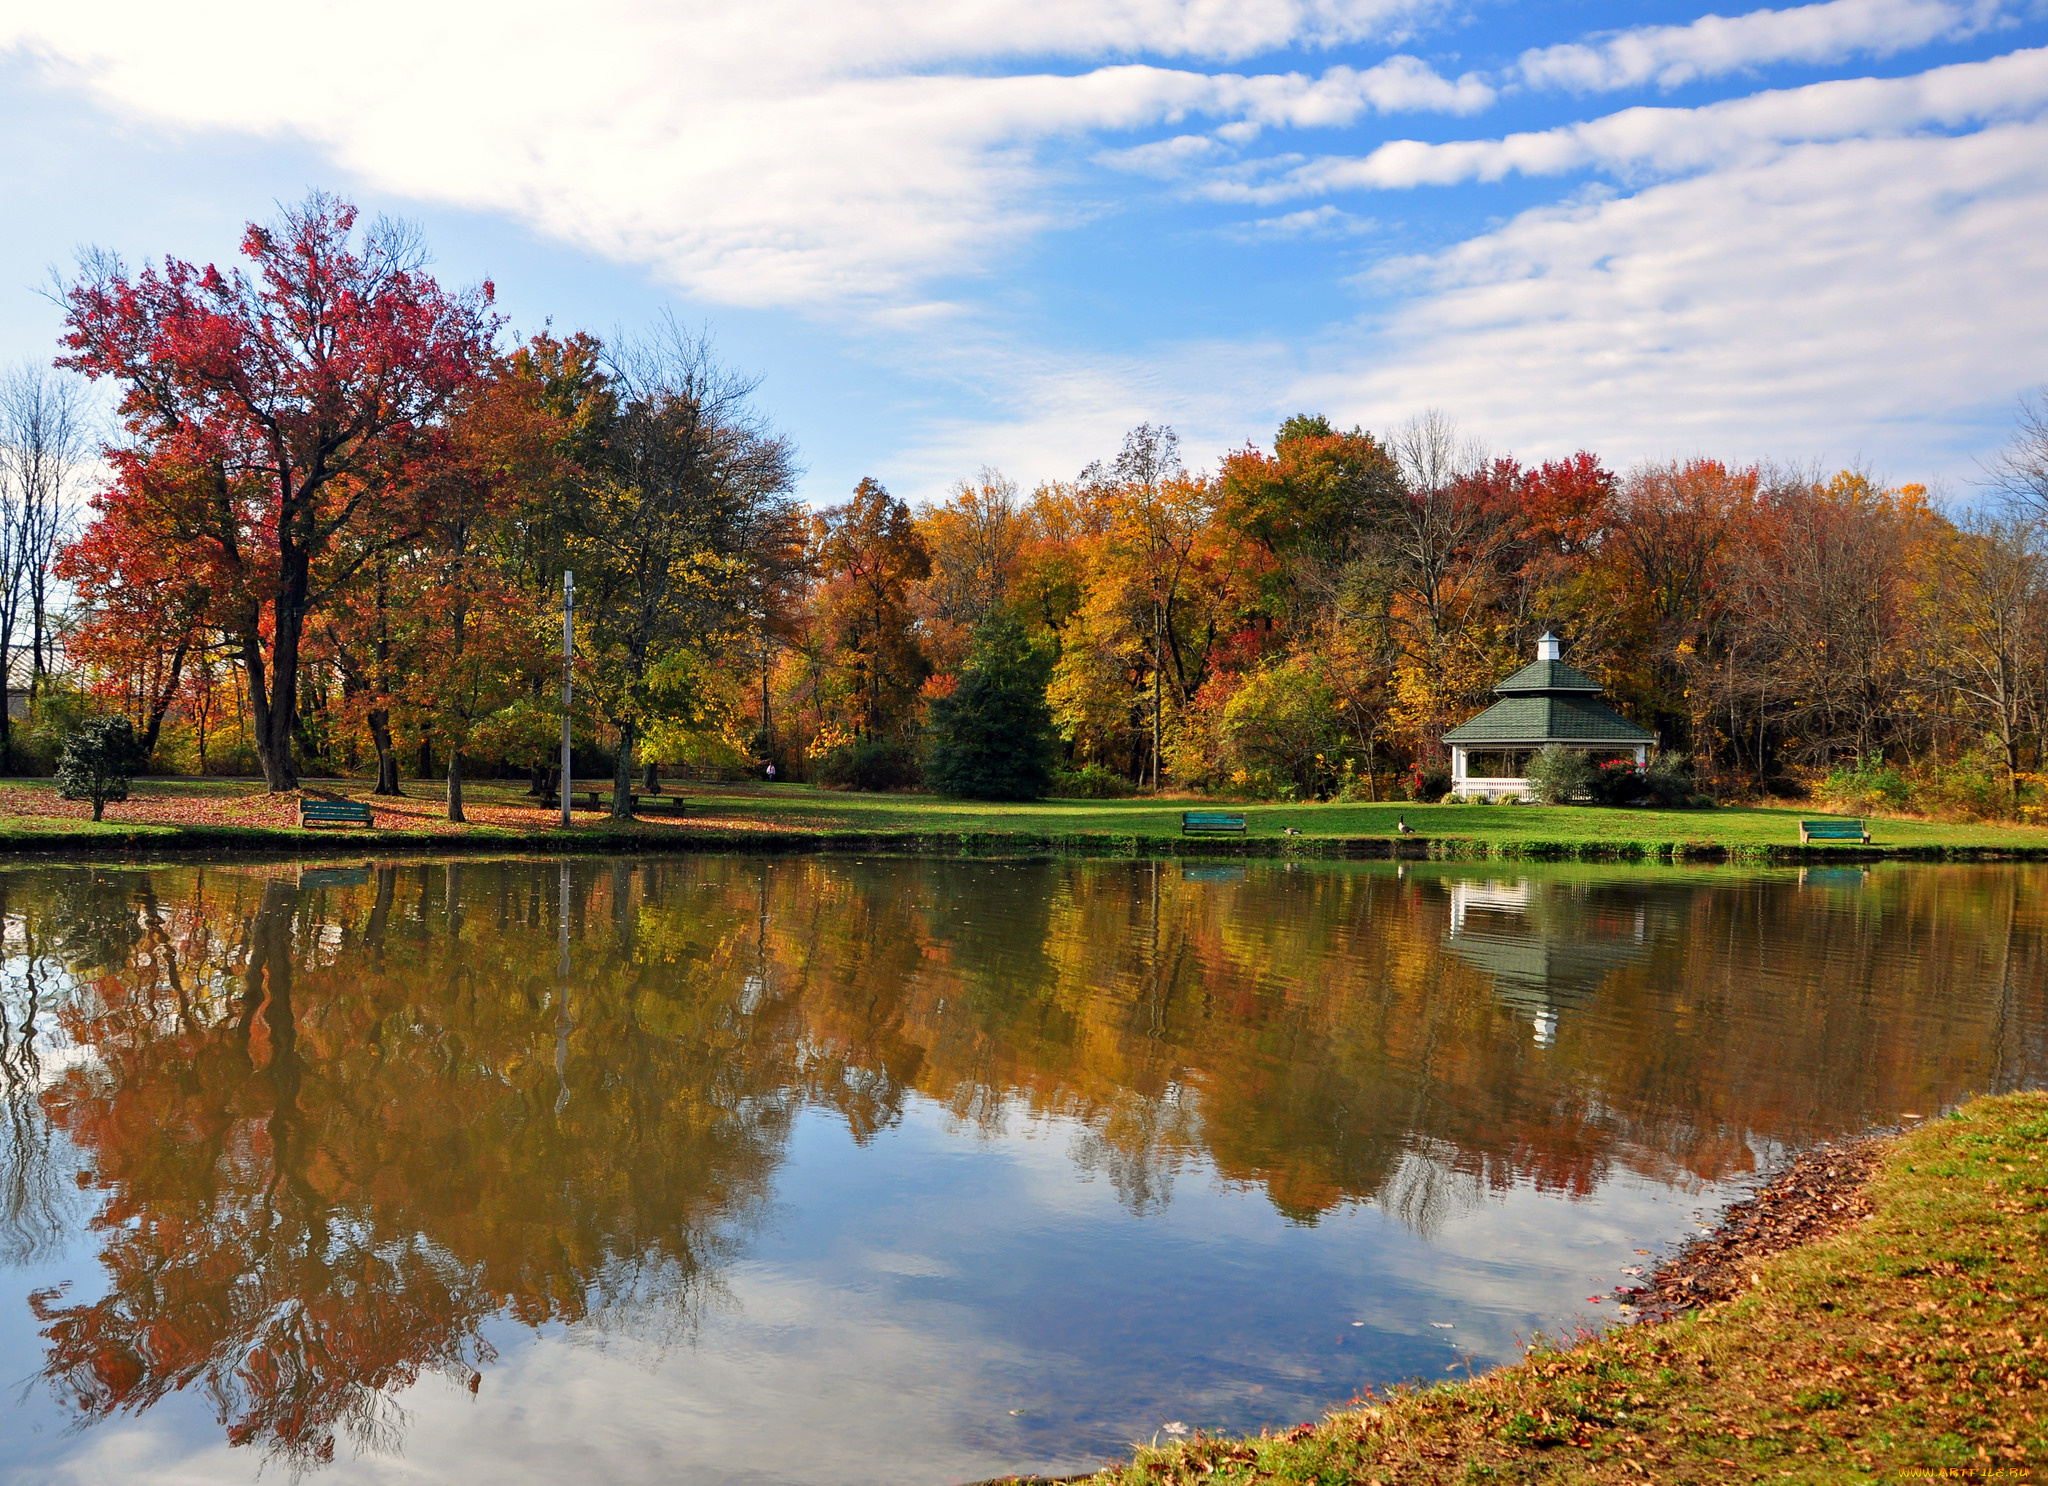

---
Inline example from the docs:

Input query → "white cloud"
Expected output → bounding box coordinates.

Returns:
[1208,47,2048,198]
[1517,0,2003,93]
[0,0,1470,307]
[1295,119,2048,474]
[1238,204,1380,236]
[879,107,2048,495]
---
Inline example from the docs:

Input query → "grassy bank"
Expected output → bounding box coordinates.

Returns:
[3,777,2047,860]
[1076,1091,2048,1484]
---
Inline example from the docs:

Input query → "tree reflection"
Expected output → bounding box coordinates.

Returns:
[18,864,797,1468]
[1,856,2041,1467]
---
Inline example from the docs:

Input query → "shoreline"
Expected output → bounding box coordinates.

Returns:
[5,778,2045,864]
[1058,1091,2046,1484]
[3,822,2047,864]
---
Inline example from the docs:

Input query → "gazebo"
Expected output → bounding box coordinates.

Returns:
[1443,633,1653,801]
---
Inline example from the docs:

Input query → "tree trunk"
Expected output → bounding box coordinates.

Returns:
[240,622,297,793]
[138,632,192,761]
[246,548,308,792]
[1151,605,1163,791]
[92,797,105,822]
[642,760,660,793]
[30,590,46,703]
[418,737,433,780]
[446,748,466,823]
[369,710,402,794]
[612,722,636,819]
[262,554,309,792]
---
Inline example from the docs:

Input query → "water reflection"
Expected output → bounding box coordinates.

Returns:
[1444,878,1653,1044]
[0,857,2042,1475]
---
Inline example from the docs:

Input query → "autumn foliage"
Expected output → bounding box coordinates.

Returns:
[46,199,2048,816]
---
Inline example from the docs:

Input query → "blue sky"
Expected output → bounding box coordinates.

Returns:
[3,0,2045,505]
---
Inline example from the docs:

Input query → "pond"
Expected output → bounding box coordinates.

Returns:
[0,856,2042,1483]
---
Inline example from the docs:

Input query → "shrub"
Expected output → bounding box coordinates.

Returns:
[9,684,97,775]
[816,737,922,792]
[1642,750,1702,807]
[1822,753,1913,814]
[1525,745,1596,804]
[1049,764,1135,798]
[57,715,148,821]
[1588,757,1649,807]
[1921,747,2013,820]
[1406,766,1451,803]
[923,615,1058,800]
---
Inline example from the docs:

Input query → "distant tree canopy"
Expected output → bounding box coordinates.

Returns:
[46,198,2048,818]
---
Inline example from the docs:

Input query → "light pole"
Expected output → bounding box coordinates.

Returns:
[561,570,575,828]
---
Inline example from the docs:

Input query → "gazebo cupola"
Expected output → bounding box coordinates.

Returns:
[1442,633,1654,800]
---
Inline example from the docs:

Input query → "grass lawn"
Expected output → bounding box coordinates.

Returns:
[674,784,2048,854]
[1076,1091,2048,1484]
[2,775,2045,857]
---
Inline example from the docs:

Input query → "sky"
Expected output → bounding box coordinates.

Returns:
[2,0,2045,505]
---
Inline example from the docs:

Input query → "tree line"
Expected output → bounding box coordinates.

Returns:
[39,195,2048,818]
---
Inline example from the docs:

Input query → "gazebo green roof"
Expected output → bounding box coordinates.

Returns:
[1443,634,1654,749]
[1492,658,1603,695]
[1442,694,1653,746]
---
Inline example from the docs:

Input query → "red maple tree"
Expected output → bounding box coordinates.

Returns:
[58,192,499,790]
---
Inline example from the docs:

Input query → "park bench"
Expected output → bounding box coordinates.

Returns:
[300,799,375,830]
[544,782,610,812]
[544,782,687,815]
[1799,817,1871,845]
[1181,810,1247,837]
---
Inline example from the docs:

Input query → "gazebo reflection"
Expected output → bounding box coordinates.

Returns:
[1443,879,1651,1044]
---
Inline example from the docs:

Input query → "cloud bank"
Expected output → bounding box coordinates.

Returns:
[1515,0,2001,93]
[2,0,2043,492]
[0,0,1476,305]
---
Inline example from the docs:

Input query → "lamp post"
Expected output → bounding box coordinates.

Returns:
[561,571,575,828]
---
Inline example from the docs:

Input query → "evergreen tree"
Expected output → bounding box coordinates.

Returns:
[924,614,1057,800]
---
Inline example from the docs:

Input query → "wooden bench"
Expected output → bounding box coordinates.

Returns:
[544,784,609,812]
[1181,810,1247,836]
[300,799,375,830]
[1800,818,1870,844]
[544,784,687,814]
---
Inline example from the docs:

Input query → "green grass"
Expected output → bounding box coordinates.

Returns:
[1074,1091,2048,1484]
[3,776,2046,859]
[672,785,2048,855]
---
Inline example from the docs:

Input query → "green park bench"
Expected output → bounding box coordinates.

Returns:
[1800,817,1871,845]
[300,799,375,830]
[1181,810,1247,837]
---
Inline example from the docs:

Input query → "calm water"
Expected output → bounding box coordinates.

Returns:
[0,857,2042,1484]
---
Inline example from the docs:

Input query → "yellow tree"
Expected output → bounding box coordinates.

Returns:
[569,328,798,816]
[1924,513,2047,799]
[912,466,1022,676]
